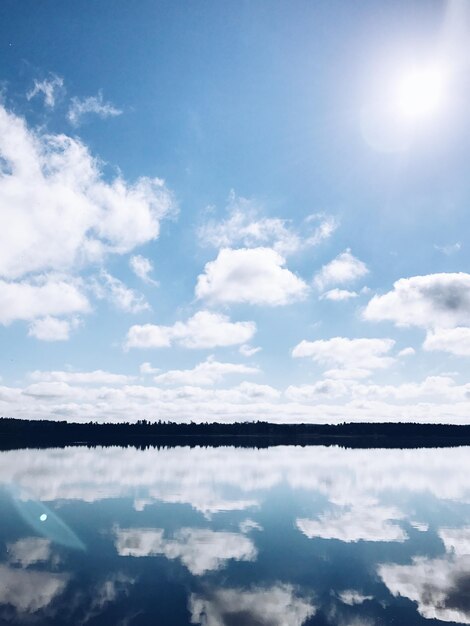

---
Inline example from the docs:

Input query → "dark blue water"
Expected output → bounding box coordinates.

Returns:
[0,445,469,625]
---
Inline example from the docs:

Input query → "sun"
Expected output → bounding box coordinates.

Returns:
[393,65,446,122]
[360,60,449,152]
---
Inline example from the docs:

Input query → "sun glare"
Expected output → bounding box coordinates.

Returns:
[393,65,446,122]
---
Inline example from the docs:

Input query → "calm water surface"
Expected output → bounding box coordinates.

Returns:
[0,445,469,625]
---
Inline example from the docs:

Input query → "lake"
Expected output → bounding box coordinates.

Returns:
[0,444,469,625]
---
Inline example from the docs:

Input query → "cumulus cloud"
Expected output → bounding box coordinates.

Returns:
[3,445,470,515]
[297,504,406,543]
[125,310,256,350]
[230,381,280,401]
[0,276,90,325]
[379,555,470,624]
[292,337,395,373]
[28,316,80,341]
[0,103,176,337]
[0,104,175,281]
[364,273,470,329]
[0,565,68,614]
[398,347,416,357]
[364,273,470,356]
[93,270,150,313]
[26,74,64,108]
[29,369,135,385]
[115,527,256,575]
[286,375,467,405]
[189,584,315,626]
[4,372,470,423]
[198,192,337,256]
[439,527,470,556]
[424,327,470,356]
[154,357,260,386]
[323,368,371,380]
[195,247,308,306]
[286,380,350,402]
[320,288,358,301]
[7,538,52,568]
[129,255,158,285]
[314,250,369,291]
[139,362,160,375]
[67,91,122,126]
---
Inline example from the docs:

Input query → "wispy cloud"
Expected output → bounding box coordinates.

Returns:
[129,255,158,285]
[198,191,338,256]
[93,270,150,314]
[26,74,64,108]
[67,91,122,126]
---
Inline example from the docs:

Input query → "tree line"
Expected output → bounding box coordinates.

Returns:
[0,417,469,450]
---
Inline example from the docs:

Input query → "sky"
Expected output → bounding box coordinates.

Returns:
[1,0,470,423]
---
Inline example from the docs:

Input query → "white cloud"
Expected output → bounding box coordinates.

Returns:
[351,375,465,403]
[0,104,175,281]
[94,270,149,313]
[115,527,256,575]
[323,368,371,380]
[0,276,90,325]
[398,347,416,357]
[364,274,470,356]
[304,213,340,247]
[0,565,68,614]
[28,316,80,341]
[198,192,337,256]
[293,375,456,404]
[314,250,369,291]
[232,381,280,401]
[379,555,470,624]
[140,362,161,375]
[23,381,81,399]
[435,242,461,255]
[424,327,470,356]
[196,247,308,306]
[189,584,315,626]
[239,519,263,533]
[439,527,470,556]
[26,74,64,108]
[297,504,406,543]
[129,255,158,285]
[286,380,350,402]
[154,357,260,386]
[3,446,470,516]
[29,369,135,385]
[338,590,373,606]
[320,288,358,301]
[67,91,122,126]
[7,538,52,568]
[292,337,395,373]
[239,344,262,357]
[80,573,135,625]
[125,310,256,350]
[364,273,470,329]
[5,370,470,423]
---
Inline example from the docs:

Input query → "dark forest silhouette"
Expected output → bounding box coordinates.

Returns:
[0,418,470,450]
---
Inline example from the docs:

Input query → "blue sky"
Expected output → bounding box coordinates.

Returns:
[1,0,470,422]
